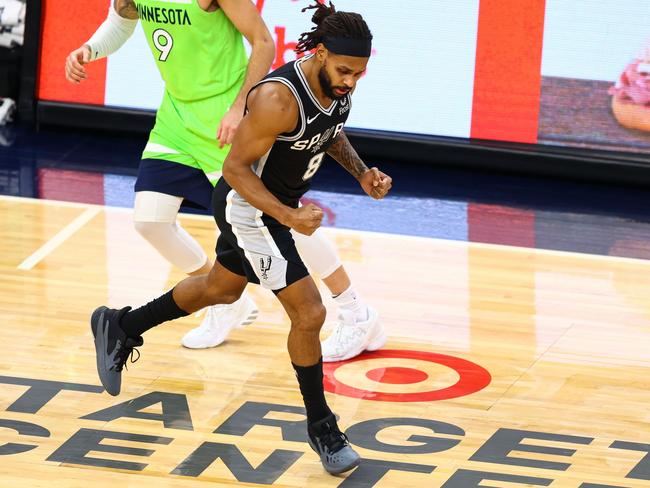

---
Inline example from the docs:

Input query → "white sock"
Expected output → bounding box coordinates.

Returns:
[333,286,368,322]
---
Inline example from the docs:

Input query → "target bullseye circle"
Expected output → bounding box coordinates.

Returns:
[365,367,429,384]
[323,349,491,402]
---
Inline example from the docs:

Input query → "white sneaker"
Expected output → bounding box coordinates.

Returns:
[321,306,386,362]
[181,292,258,349]
[0,98,16,126]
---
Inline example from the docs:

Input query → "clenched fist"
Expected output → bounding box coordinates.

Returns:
[287,203,323,236]
[359,167,392,200]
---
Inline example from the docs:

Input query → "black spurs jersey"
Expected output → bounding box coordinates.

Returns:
[249,55,352,207]
[212,56,353,259]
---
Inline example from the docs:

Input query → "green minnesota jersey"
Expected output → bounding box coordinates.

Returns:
[134,0,247,101]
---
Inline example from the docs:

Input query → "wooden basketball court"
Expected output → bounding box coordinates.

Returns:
[1,195,649,487]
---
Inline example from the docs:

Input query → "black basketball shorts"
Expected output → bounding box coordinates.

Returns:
[212,179,309,294]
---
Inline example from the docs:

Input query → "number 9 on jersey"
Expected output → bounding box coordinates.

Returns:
[153,29,173,62]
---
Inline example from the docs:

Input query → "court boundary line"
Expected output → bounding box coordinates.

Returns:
[3,194,649,268]
[16,207,101,270]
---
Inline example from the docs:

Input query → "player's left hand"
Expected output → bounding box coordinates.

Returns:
[359,167,392,200]
[217,105,244,148]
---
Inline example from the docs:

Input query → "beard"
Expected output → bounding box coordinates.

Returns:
[318,66,349,100]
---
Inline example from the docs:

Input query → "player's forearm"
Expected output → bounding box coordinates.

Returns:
[326,130,369,180]
[223,163,293,225]
[86,2,138,61]
[230,34,275,110]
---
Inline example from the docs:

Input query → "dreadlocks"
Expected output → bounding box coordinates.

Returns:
[295,1,373,55]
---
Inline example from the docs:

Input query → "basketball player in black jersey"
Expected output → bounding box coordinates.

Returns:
[89,2,391,475]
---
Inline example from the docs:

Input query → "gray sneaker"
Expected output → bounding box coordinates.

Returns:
[90,306,143,396]
[307,413,360,475]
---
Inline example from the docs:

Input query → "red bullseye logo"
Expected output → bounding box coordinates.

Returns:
[323,350,491,402]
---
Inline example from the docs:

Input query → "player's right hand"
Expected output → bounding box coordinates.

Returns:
[65,45,91,84]
[288,203,323,236]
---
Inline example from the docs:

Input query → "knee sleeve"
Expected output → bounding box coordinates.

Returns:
[134,191,183,223]
[292,228,342,279]
[133,191,207,273]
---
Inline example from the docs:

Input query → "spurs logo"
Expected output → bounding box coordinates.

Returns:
[259,256,272,280]
[290,122,345,151]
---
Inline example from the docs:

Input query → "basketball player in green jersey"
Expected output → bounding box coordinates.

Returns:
[65,0,385,361]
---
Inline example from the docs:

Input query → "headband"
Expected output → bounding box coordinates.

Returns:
[322,36,372,57]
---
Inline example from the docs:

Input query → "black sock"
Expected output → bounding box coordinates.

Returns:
[119,289,188,338]
[292,358,332,425]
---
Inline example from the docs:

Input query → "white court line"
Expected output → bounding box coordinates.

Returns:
[4,195,650,268]
[17,207,101,270]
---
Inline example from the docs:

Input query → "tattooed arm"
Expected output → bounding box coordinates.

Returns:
[326,130,369,179]
[114,0,139,19]
[327,130,393,200]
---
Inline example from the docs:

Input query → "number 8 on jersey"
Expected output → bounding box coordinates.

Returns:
[303,153,325,181]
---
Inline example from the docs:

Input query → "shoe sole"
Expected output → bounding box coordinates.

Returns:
[90,306,120,396]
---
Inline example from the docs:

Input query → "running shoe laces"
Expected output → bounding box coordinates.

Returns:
[114,337,143,372]
[317,421,349,454]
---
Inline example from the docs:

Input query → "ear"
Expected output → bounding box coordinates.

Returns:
[315,43,328,62]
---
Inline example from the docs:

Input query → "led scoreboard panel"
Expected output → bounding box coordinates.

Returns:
[38,0,650,154]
